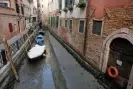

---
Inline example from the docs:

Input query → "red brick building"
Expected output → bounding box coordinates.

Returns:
[0,0,26,41]
[48,0,133,88]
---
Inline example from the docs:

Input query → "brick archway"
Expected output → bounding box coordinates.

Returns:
[100,28,133,73]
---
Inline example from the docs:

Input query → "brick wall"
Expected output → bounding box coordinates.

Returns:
[85,5,133,68]
[103,5,133,36]
[0,14,19,40]
[49,4,133,69]
[50,17,85,55]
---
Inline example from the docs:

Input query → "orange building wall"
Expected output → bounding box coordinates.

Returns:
[91,0,132,19]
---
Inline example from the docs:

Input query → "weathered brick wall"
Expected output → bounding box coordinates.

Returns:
[58,18,69,43]
[103,5,133,36]
[52,18,85,55]
[50,4,133,69]
[0,14,19,40]
[70,18,85,55]
[85,5,133,68]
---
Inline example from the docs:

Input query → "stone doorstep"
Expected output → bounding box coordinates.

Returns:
[49,30,112,89]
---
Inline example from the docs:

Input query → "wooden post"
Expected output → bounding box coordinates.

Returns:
[3,35,20,82]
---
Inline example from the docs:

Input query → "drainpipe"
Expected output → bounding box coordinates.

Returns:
[83,0,91,56]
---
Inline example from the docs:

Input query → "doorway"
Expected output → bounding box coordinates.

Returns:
[108,38,133,88]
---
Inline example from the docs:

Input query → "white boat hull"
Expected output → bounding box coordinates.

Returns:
[28,44,46,59]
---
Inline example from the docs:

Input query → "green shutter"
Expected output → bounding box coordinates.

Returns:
[56,16,59,28]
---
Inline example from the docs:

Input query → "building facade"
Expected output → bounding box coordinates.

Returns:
[48,0,133,88]
[37,0,48,25]
[0,0,38,87]
[0,0,25,40]
[23,0,37,30]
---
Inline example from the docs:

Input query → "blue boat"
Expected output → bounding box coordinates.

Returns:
[35,34,44,46]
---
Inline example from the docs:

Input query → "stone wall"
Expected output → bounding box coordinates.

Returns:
[85,4,133,69]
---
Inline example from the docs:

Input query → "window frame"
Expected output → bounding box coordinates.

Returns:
[59,0,62,10]
[60,19,62,27]
[69,19,73,30]
[91,18,104,36]
[15,0,20,13]
[50,17,52,26]
[70,0,75,6]
[78,19,85,33]
[56,16,59,28]
[0,1,10,7]
[14,24,17,32]
[65,19,68,28]
[21,5,24,15]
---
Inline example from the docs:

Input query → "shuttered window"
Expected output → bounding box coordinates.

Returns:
[56,16,59,28]
[60,20,62,26]
[69,20,72,29]
[79,20,84,33]
[21,5,24,14]
[65,20,67,27]
[92,20,102,35]
[15,0,20,13]
[59,0,62,10]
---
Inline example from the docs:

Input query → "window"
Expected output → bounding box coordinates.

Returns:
[65,0,68,7]
[52,17,54,27]
[9,23,13,32]
[69,20,72,29]
[50,17,52,26]
[48,17,50,24]
[14,24,17,31]
[53,17,55,27]
[69,0,74,5]
[60,20,62,26]
[21,5,24,14]
[51,17,53,27]
[15,0,20,13]
[92,20,102,35]
[65,20,67,27]
[56,16,59,28]
[32,17,36,22]
[18,21,20,32]
[51,17,55,27]
[79,20,85,33]
[0,1,9,7]
[59,0,62,10]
